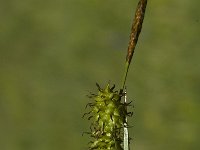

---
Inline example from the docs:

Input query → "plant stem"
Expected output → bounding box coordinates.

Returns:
[120,0,148,93]
[124,88,130,150]
[120,62,129,93]
[120,1,148,150]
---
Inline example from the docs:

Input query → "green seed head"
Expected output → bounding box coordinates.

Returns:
[85,83,130,150]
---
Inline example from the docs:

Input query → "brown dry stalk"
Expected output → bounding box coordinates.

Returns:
[120,0,148,92]
[126,0,148,64]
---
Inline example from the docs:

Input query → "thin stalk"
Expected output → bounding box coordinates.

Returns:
[120,1,148,150]
[124,88,130,150]
[120,0,148,93]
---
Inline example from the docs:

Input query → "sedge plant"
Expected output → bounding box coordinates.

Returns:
[84,0,148,150]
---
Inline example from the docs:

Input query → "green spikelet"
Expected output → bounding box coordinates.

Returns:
[85,83,129,150]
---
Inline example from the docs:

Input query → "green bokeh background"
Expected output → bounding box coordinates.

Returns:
[0,0,200,150]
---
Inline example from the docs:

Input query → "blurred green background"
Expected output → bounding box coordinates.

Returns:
[0,0,200,150]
